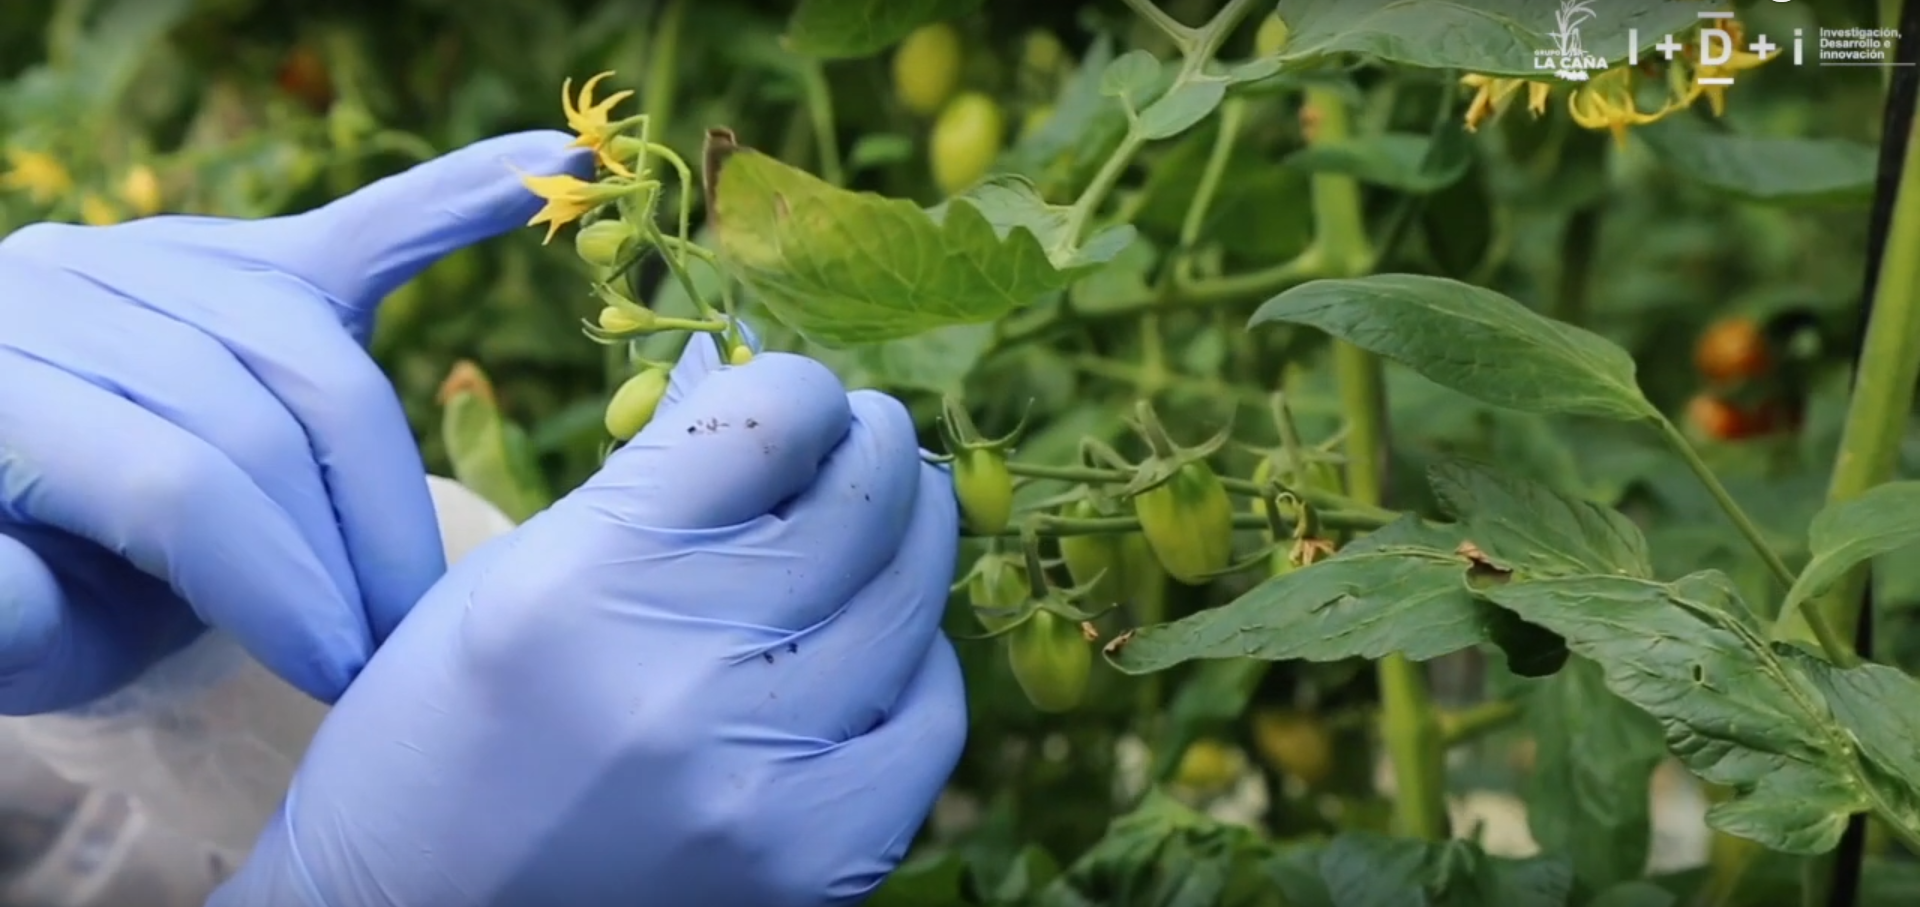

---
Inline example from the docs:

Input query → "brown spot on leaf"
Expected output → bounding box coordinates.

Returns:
[1102,630,1135,656]
[1457,540,1513,585]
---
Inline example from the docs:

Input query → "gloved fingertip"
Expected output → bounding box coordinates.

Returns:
[0,536,65,674]
[662,317,762,410]
[271,130,594,320]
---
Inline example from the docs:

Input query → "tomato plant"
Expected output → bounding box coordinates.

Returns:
[8,0,1920,904]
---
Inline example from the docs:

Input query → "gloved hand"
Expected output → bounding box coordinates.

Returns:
[0,132,590,710]
[209,331,968,907]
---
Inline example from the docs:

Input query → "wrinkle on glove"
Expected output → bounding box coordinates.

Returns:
[212,333,968,907]
[0,132,590,707]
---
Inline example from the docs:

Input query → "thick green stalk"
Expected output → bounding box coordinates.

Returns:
[1773,88,1920,652]
[1305,85,1448,842]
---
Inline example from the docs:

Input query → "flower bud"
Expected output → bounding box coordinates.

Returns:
[575,220,638,268]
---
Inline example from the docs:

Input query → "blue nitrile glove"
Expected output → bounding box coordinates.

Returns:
[208,331,968,907]
[0,132,591,710]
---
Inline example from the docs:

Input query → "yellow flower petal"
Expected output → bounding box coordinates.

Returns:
[562,71,638,177]
[1527,81,1551,117]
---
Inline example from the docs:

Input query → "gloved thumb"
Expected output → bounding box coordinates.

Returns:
[660,318,763,413]
[255,131,590,332]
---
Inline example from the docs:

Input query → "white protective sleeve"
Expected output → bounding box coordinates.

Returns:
[0,477,519,904]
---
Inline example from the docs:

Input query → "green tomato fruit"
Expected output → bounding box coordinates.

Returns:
[966,553,1029,633]
[1059,498,1123,606]
[1006,608,1090,713]
[952,446,1013,535]
[1255,13,1291,57]
[930,92,1005,196]
[728,343,754,366]
[893,23,964,116]
[1134,461,1235,585]
[605,367,670,441]
[1021,30,1067,76]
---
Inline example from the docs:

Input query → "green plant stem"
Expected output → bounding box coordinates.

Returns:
[1773,88,1920,657]
[1002,461,1399,526]
[642,0,686,133]
[1302,83,1447,843]
[798,60,844,186]
[1071,355,1269,408]
[963,510,1381,541]
[1058,0,1257,253]
[1651,418,1849,664]
[1175,98,1246,279]
[1120,0,1199,48]
[1438,699,1521,748]
[1654,418,1798,589]
[1061,130,1144,250]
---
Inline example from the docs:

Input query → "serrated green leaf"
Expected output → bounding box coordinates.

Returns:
[1783,650,1920,834]
[713,150,1131,346]
[1525,657,1665,892]
[808,322,993,393]
[1430,460,1652,579]
[929,175,1138,269]
[1316,834,1428,907]
[1637,118,1876,206]
[783,0,980,59]
[1138,79,1227,140]
[1105,516,1496,674]
[1248,0,1705,79]
[1250,275,1656,421]
[1099,49,1165,106]
[1782,482,1920,622]
[1482,571,1867,854]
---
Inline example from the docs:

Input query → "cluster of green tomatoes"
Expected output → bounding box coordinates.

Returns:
[939,396,1339,715]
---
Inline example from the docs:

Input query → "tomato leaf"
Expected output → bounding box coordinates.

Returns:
[783,0,980,59]
[1430,460,1652,580]
[1250,275,1657,422]
[712,149,1133,346]
[1138,79,1227,140]
[1482,571,1920,854]
[1782,482,1920,620]
[1105,516,1497,674]
[1098,50,1169,107]
[808,322,994,394]
[1524,656,1666,893]
[1637,118,1877,206]
[1232,0,1703,80]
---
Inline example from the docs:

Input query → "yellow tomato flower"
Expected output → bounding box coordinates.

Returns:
[119,164,162,216]
[79,193,121,226]
[1,149,73,205]
[520,172,634,244]
[1461,75,1553,132]
[563,72,637,176]
[1567,67,1679,147]
[1682,19,1774,116]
